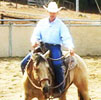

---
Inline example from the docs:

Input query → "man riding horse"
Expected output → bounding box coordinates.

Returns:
[21,2,74,94]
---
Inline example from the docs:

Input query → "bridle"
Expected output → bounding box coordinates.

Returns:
[26,58,50,90]
[40,78,50,85]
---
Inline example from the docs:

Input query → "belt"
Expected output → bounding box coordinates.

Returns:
[45,43,60,46]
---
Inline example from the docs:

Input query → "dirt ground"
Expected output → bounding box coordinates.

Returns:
[0,1,101,100]
[0,56,101,100]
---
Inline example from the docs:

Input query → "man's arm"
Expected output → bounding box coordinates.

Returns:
[30,22,42,48]
[60,22,75,56]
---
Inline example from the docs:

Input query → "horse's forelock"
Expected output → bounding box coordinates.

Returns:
[33,53,46,66]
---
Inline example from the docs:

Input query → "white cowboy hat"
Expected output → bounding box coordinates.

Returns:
[43,2,63,13]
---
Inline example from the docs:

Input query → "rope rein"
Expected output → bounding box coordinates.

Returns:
[48,51,70,61]
[50,67,69,89]
[26,69,42,90]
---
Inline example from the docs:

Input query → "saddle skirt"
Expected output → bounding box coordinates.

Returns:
[63,51,77,71]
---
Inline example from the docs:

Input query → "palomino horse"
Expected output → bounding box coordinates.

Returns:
[22,50,91,100]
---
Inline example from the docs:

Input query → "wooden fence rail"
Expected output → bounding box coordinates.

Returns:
[1,14,24,24]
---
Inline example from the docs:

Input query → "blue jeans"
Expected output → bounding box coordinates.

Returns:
[45,43,65,91]
[21,52,32,74]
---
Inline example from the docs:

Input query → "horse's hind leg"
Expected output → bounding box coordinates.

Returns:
[76,77,91,100]
[77,89,91,100]
[74,75,91,100]
[78,91,83,100]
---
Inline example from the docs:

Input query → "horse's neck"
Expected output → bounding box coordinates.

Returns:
[27,59,33,74]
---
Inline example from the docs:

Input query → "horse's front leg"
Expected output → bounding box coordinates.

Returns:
[38,95,46,100]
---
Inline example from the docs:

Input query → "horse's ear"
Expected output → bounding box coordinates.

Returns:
[43,50,50,58]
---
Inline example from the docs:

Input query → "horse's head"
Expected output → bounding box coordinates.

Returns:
[31,51,51,95]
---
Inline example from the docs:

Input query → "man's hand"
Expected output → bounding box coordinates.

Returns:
[32,42,39,48]
[70,49,74,56]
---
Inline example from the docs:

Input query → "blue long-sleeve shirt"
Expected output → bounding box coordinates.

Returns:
[31,17,74,49]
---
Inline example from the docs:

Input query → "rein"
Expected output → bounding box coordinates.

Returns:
[48,51,70,61]
[48,65,71,99]
[47,52,70,89]
[48,53,74,98]
[25,63,42,90]
[48,51,73,91]
[49,65,70,90]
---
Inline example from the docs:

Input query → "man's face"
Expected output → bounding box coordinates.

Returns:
[49,12,58,22]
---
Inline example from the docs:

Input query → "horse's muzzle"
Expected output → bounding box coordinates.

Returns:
[40,78,50,94]
[42,85,50,98]
[43,85,50,94]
